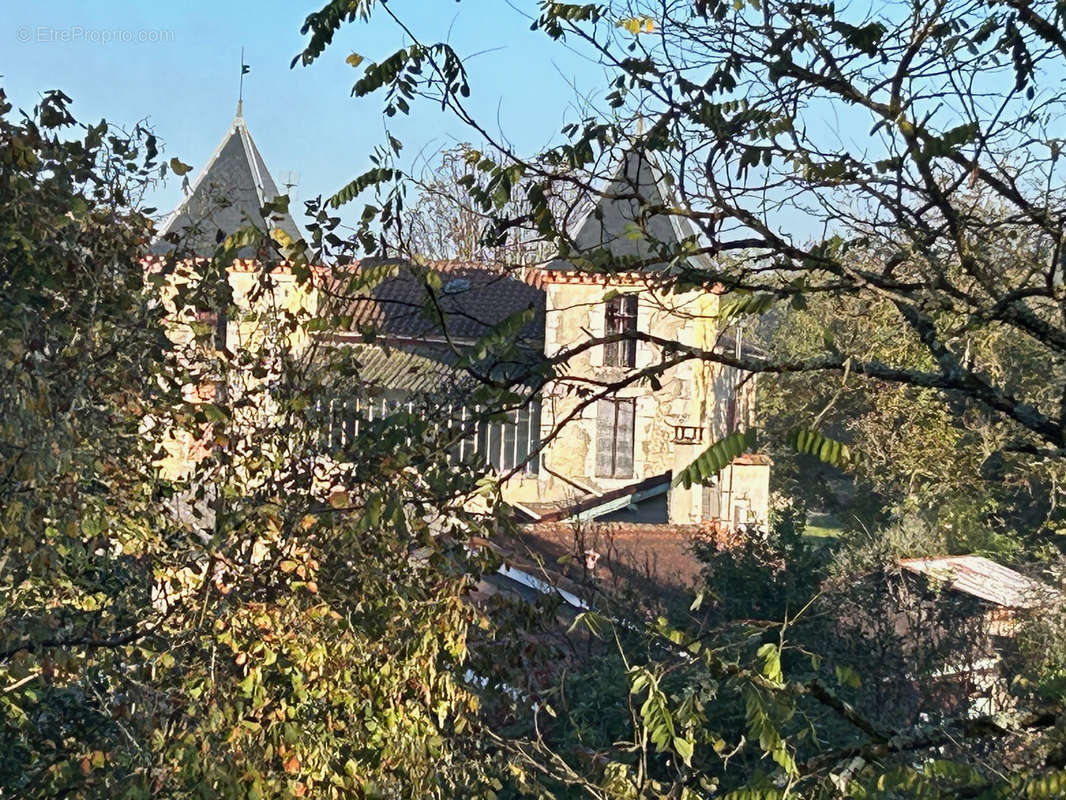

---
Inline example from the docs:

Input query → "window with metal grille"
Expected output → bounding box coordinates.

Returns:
[603,294,638,367]
[596,397,636,478]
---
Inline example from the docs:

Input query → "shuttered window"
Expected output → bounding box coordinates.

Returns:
[702,483,721,521]
[596,398,636,478]
[725,395,737,434]
[604,294,638,367]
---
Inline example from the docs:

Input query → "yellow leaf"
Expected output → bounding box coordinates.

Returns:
[618,16,654,34]
[345,52,365,68]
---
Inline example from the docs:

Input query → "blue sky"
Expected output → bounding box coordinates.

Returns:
[4,0,608,225]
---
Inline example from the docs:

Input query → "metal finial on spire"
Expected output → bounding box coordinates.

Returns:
[237,47,250,116]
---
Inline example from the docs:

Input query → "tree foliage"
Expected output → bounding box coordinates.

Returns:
[10,0,1066,793]
[301,0,1066,454]
[291,0,1066,795]
[0,88,514,799]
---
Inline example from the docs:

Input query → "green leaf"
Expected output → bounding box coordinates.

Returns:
[1025,771,1066,798]
[169,157,193,176]
[328,167,398,209]
[673,428,757,488]
[630,670,650,696]
[455,306,535,367]
[757,643,783,684]
[717,291,778,320]
[221,225,261,254]
[673,736,694,765]
[568,610,609,638]
[834,664,862,688]
[787,426,855,467]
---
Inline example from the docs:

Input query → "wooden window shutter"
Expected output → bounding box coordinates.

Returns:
[604,297,622,366]
[595,399,616,477]
[615,398,635,477]
[604,295,638,368]
[622,294,638,368]
[596,398,636,478]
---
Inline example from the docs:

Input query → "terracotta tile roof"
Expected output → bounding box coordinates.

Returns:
[513,521,705,598]
[732,453,772,466]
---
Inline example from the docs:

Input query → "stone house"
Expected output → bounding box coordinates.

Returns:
[151,108,770,528]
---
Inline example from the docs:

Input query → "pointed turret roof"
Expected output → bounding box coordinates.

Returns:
[550,144,712,273]
[153,106,302,256]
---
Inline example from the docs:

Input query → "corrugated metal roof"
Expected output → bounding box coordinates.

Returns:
[899,556,1057,609]
[520,472,672,522]
[349,344,468,394]
[340,342,541,395]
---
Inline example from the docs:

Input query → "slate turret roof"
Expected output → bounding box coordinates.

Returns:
[153,105,302,256]
[548,144,714,273]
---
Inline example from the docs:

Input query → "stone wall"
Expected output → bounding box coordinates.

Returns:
[152,259,769,527]
[151,259,321,484]
[517,274,769,524]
